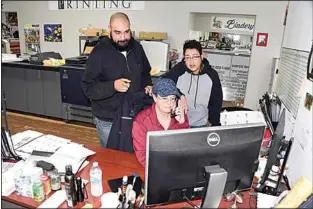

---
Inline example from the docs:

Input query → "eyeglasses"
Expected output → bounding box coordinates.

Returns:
[184,55,201,62]
[157,95,177,103]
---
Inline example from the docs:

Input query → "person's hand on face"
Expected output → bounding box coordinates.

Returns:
[178,95,188,114]
[114,78,131,92]
[174,104,185,124]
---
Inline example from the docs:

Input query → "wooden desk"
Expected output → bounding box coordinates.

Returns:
[2,145,256,208]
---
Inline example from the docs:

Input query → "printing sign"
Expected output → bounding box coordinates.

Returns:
[211,16,255,33]
[207,133,220,147]
[49,0,145,10]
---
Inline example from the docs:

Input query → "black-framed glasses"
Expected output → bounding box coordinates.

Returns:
[184,55,201,62]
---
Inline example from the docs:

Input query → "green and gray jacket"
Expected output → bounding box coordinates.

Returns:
[163,58,223,127]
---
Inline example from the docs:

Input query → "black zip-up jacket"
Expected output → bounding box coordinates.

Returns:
[163,58,223,126]
[81,37,152,122]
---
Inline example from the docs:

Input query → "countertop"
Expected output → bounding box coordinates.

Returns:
[203,48,251,57]
[2,61,166,76]
[2,61,85,71]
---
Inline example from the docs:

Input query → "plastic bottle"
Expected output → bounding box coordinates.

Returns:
[65,165,77,208]
[90,162,103,197]
[122,176,128,194]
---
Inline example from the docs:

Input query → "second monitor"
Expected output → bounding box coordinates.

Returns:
[145,122,265,207]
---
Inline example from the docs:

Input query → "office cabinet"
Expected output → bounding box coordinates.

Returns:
[2,65,63,119]
[42,70,63,118]
[25,69,45,115]
[1,67,28,112]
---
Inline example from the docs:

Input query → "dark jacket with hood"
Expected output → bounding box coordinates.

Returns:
[81,37,152,122]
[163,58,223,126]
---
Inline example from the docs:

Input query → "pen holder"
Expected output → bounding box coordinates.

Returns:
[107,175,144,198]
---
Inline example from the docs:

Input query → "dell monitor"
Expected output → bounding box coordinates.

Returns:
[145,123,265,207]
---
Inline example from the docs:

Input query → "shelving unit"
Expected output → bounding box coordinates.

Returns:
[78,35,109,56]
[79,36,98,56]
[9,38,20,55]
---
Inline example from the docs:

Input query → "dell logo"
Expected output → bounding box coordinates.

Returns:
[207,133,220,147]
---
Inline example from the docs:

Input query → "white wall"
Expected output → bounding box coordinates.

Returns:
[280,1,313,186]
[189,12,195,36]
[2,1,287,110]
[283,1,313,52]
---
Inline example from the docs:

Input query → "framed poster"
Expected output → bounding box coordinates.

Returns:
[44,24,62,42]
[24,24,41,54]
[256,33,268,47]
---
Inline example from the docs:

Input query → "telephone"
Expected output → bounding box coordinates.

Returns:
[170,98,179,118]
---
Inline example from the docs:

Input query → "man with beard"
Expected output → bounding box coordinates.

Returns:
[81,12,153,148]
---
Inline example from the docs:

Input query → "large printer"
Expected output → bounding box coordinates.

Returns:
[61,50,92,123]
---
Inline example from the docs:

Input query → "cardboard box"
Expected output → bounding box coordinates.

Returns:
[139,32,167,40]
[79,27,108,36]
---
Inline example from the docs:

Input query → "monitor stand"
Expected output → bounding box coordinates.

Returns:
[201,165,228,208]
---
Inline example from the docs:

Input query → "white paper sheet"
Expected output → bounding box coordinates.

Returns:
[2,160,25,196]
[12,130,44,149]
[37,190,66,208]
[257,193,278,208]
[16,134,71,154]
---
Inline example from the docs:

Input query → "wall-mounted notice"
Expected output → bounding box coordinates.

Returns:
[204,53,250,101]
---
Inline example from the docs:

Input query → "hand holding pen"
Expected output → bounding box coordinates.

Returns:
[114,78,131,92]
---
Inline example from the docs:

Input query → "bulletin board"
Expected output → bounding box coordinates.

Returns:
[204,52,250,101]
[275,47,309,118]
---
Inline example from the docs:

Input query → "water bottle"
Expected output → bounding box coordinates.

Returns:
[90,162,103,197]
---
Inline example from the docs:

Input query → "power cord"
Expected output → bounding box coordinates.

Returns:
[182,190,200,209]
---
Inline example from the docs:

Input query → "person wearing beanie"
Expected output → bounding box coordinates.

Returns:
[132,78,190,167]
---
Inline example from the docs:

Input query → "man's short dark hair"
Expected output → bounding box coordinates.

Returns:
[183,40,202,55]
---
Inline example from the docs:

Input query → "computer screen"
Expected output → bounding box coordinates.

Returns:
[145,122,265,206]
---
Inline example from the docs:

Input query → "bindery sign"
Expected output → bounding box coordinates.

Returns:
[49,0,145,10]
[211,16,255,33]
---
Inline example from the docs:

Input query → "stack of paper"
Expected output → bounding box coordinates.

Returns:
[14,151,31,160]
[220,111,266,126]
[2,161,25,196]
[12,130,44,149]
[257,193,279,208]
[20,143,95,174]
[16,134,71,154]
[10,130,95,176]
[49,143,95,174]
